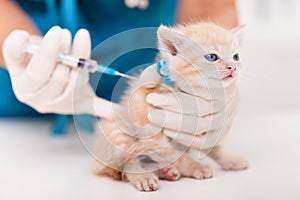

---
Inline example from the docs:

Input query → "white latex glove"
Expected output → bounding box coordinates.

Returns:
[140,64,238,150]
[2,26,113,118]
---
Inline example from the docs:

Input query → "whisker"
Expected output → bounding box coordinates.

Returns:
[238,73,260,82]
[240,69,270,79]
[239,74,254,81]
[240,71,267,80]
[240,71,257,77]
[218,70,228,72]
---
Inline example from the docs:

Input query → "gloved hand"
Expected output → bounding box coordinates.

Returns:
[140,63,238,150]
[2,26,113,118]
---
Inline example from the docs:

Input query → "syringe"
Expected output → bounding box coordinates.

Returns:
[23,37,136,80]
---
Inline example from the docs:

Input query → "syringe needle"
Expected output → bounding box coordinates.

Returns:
[115,72,137,80]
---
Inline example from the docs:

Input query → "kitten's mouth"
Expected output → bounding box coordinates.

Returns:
[222,74,233,80]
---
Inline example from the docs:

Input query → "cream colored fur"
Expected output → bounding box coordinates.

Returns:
[93,22,248,192]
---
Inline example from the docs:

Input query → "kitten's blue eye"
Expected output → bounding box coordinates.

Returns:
[204,54,218,62]
[233,53,240,61]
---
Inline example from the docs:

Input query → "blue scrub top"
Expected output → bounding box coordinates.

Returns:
[0,0,178,116]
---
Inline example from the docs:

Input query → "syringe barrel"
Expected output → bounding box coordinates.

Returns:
[58,54,79,67]
[58,54,98,73]
[23,38,99,73]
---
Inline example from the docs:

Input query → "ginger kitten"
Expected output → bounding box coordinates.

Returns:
[93,22,248,192]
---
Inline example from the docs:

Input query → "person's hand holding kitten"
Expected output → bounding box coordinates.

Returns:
[140,62,238,150]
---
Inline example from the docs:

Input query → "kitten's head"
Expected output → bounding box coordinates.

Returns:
[157,22,244,85]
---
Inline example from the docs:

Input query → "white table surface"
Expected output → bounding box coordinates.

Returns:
[1,111,299,200]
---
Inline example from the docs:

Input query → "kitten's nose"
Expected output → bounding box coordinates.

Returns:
[226,65,236,72]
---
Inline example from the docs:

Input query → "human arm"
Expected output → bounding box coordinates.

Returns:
[178,0,238,29]
[0,1,40,66]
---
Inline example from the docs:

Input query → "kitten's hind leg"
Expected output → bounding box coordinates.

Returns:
[157,166,181,181]
[175,154,213,179]
[207,145,248,170]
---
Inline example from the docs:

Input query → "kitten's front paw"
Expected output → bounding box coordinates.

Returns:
[192,165,214,179]
[134,174,159,192]
[220,157,248,171]
[157,166,181,181]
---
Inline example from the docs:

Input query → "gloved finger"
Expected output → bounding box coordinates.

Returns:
[71,29,91,85]
[71,29,91,58]
[148,109,224,134]
[59,29,72,53]
[146,91,224,116]
[50,29,72,97]
[44,65,71,99]
[31,65,70,104]
[27,26,62,83]
[164,129,221,150]
[2,30,30,76]
[188,101,237,149]
[34,29,72,100]
[139,63,162,88]
[59,29,91,114]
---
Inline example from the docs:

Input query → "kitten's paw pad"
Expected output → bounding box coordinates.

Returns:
[134,174,158,192]
[158,167,180,181]
[221,157,248,171]
[192,165,214,179]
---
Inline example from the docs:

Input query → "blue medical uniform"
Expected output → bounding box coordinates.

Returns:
[0,0,177,127]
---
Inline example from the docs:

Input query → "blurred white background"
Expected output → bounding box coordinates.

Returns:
[1,1,300,200]
[237,0,300,114]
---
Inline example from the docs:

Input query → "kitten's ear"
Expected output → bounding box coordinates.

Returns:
[157,25,188,56]
[231,24,246,42]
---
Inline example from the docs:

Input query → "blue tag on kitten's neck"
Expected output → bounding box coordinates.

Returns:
[156,60,175,85]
